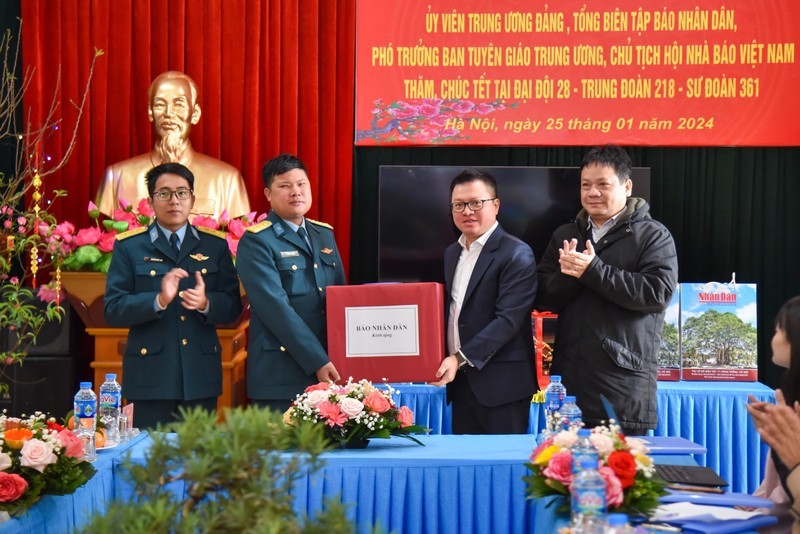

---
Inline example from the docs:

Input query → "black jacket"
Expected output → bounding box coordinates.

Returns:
[536,198,678,432]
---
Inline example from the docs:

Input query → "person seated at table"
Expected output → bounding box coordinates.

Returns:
[747,296,800,530]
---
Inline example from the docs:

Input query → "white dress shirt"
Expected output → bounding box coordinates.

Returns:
[447,221,499,357]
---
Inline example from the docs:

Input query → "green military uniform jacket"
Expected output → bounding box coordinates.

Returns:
[236,210,346,400]
[104,222,243,401]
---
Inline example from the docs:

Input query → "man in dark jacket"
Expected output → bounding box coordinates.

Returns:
[536,145,678,435]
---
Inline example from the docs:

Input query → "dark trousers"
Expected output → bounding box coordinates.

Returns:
[450,375,530,435]
[133,397,218,430]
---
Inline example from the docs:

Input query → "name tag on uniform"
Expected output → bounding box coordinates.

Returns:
[280,250,300,258]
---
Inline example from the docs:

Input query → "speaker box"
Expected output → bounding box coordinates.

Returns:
[3,295,87,356]
[0,357,89,416]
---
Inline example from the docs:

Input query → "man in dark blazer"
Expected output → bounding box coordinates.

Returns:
[104,163,243,429]
[236,154,346,412]
[432,169,538,434]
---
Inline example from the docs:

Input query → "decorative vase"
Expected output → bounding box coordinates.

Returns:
[58,271,109,328]
[339,438,370,449]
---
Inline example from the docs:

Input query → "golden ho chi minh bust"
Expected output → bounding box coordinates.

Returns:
[95,71,251,219]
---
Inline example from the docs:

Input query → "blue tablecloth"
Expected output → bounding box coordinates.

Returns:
[388,381,775,494]
[0,432,149,534]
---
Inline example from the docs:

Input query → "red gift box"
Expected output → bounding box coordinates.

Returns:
[326,283,445,383]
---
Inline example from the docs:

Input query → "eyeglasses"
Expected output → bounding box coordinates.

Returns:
[450,198,497,213]
[153,189,193,201]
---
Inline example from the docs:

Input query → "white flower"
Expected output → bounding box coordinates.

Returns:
[552,430,578,449]
[20,438,57,473]
[339,398,365,419]
[305,389,330,407]
[0,452,11,471]
[589,433,615,456]
[625,437,649,456]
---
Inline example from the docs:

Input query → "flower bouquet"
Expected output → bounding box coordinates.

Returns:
[285,379,429,447]
[524,423,666,517]
[0,412,96,517]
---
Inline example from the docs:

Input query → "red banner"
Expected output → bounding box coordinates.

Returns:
[355,0,799,146]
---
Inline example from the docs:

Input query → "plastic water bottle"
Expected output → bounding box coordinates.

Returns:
[604,513,633,533]
[544,375,567,433]
[560,395,582,430]
[572,429,598,474]
[73,382,98,462]
[98,373,122,446]
[570,458,606,534]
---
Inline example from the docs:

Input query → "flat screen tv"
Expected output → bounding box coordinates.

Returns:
[378,166,651,282]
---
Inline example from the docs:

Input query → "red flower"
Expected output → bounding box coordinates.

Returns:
[73,226,102,247]
[97,231,117,253]
[136,198,154,218]
[0,473,28,502]
[304,382,331,393]
[606,450,637,489]
[46,420,66,432]
[397,406,414,427]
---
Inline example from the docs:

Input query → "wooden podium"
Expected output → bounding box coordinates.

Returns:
[59,272,249,415]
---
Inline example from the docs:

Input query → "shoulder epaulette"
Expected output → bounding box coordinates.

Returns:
[197,226,227,240]
[306,218,333,230]
[246,220,273,233]
[115,227,147,241]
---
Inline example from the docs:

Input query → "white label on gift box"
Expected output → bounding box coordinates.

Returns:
[345,305,420,357]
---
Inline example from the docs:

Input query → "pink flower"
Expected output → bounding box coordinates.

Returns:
[136,198,154,218]
[87,201,100,218]
[73,226,102,246]
[112,209,138,227]
[119,197,132,210]
[417,102,441,118]
[598,466,624,507]
[97,232,117,253]
[19,438,57,473]
[218,209,230,226]
[193,215,219,230]
[0,472,27,502]
[57,430,85,460]
[305,389,330,407]
[451,100,475,114]
[16,216,27,226]
[305,382,331,393]
[226,235,239,257]
[363,391,391,414]
[475,103,495,114]
[441,128,460,137]
[53,221,76,243]
[227,218,247,238]
[339,398,365,418]
[397,406,414,427]
[37,284,60,303]
[255,213,268,223]
[2,220,10,229]
[543,451,573,486]
[9,277,18,286]
[317,401,348,427]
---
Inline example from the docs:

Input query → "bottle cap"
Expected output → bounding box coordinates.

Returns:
[105,373,117,380]
[79,382,92,389]
[606,513,628,525]
[578,429,591,437]
[549,375,561,381]
[564,395,576,402]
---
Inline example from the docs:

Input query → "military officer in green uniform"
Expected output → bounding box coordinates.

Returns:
[237,154,347,411]
[104,162,243,429]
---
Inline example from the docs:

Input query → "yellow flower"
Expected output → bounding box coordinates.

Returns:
[282,408,295,426]
[636,453,652,467]
[534,445,560,465]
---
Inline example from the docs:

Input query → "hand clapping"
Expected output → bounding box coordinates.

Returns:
[747,389,800,471]
[558,238,596,279]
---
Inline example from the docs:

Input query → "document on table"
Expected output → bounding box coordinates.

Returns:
[651,502,763,521]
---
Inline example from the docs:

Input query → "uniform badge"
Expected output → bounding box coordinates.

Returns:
[280,250,300,258]
[144,257,164,263]
[321,247,333,255]
[190,253,210,261]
